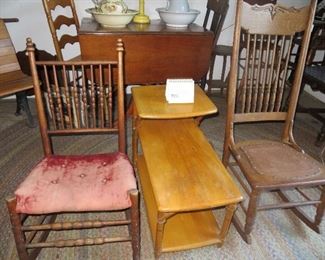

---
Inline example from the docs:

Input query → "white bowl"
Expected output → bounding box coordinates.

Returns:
[86,8,138,28]
[156,8,200,28]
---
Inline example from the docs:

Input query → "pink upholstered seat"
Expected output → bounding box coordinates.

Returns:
[15,152,136,214]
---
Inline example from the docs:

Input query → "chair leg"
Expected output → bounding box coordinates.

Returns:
[314,186,325,230]
[6,197,30,260]
[15,91,35,128]
[232,211,249,243]
[6,197,57,260]
[129,189,140,260]
[316,124,325,146]
[200,75,207,90]
[28,214,56,259]
[220,55,227,94]
[207,55,216,94]
[245,189,260,236]
[277,189,324,233]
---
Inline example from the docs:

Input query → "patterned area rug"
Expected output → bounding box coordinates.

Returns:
[0,95,324,260]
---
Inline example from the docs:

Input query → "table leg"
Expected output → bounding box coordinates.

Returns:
[132,106,139,166]
[154,212,175,258]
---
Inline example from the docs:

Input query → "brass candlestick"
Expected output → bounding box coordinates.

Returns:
[133,0,150,24]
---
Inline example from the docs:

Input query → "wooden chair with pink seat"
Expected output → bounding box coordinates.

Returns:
[6,38,140,259]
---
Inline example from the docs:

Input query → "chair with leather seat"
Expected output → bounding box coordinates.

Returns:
[203,0,231,95]
[6,38,140,259]
[42,0,80,61]
[222,0,325,244]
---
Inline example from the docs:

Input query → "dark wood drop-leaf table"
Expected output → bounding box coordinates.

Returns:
[79,18,214,85]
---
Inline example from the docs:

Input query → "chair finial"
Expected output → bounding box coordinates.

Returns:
[116,38,124,52]
[26,38,35,53]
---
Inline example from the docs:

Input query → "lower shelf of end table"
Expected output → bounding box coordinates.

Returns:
[137,156,222,252]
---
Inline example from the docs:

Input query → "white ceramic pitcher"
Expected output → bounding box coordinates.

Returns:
[166,0,190,12]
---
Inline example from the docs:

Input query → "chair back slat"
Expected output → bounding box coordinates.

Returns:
[53,15,77,29]
[27,38,126,155]
[56,34,79,53]
[46,0,73,10]
[0,20,21,74]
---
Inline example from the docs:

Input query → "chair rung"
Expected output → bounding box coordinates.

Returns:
[257,200,321,211]
[22,219,131,231]
[238,201,247,214]
[26,236,131,248]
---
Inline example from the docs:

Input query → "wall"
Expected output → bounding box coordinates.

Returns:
[0,0,323,100]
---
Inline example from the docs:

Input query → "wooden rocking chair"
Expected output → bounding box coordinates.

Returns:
[223,0,325,244]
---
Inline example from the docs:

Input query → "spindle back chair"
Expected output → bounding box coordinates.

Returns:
[6,38,140,259]
[223,0,325,244]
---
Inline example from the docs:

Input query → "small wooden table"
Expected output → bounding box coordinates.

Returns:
[79,19,214,85]
[132,86,242,257]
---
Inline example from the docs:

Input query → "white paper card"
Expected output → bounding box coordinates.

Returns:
[165,78,195,103]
